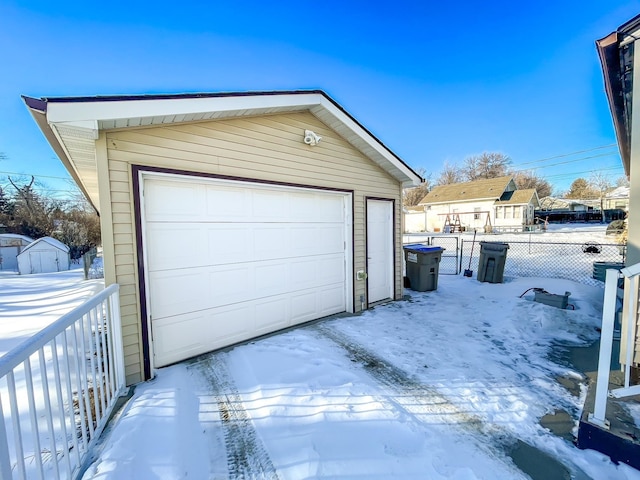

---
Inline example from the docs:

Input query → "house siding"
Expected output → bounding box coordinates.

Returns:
[425,199,496,232]
[102,111,402,384]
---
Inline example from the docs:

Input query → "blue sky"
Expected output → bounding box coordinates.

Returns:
[1,1,639,199]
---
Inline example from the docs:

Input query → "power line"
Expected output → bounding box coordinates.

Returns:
[544,165,625,179]
[0,170,74,182]
[511,152,620,173]
[511,144,618,168]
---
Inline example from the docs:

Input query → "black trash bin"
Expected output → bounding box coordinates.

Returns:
[403,244,444,291]
[477,242,509,283]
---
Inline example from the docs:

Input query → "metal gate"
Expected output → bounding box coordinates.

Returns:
[403,235,460,275]
[430,236,460,274]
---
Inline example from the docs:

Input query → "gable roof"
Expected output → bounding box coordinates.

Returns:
[18,237,69,255]
[494,188,539,207]
[419,176,514,205]
[0,234,34,245]
[596,14,640,177]
[22,90,422,212]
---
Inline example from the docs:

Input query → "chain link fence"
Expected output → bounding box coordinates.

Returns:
[404,231,626,287]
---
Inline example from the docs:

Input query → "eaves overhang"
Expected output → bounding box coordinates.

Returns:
[23,90,423,214]
[596,14,640,177]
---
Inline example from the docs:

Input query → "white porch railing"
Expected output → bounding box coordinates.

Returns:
[0,284,126,480]
[589,262,640,429]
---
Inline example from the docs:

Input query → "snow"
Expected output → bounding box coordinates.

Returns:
[0,267,104,357]
[2,227,639,479]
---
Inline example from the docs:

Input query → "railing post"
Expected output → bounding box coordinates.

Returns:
[0,394,12,480]
[589,268,619,429]
[108,286,126,391]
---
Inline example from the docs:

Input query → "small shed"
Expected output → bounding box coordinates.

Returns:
[17,237,70,274]
[0,234,33,271]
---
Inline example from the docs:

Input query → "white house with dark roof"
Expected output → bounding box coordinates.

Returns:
[418,176,539,232]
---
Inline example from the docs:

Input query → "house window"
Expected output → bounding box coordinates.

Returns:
[474,207,481,220]
[496,206,503,219]
[505,207,512,219]
[514,206,521,218]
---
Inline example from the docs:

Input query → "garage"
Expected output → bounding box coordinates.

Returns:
[25,90,422,383]
[141,173,352,367]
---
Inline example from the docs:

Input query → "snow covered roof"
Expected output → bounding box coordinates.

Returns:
[0,234,34,246]
[18,237,69,255]
[605,186,629,199]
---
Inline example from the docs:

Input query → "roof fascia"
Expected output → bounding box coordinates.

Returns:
[37,91,422,187]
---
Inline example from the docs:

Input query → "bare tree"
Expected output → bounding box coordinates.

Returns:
[436,161,464,185]
[463,152,512,181]
[403,169,431,206]
[615,175,630,187]
[589,172,613,222]
[512,170,552,198]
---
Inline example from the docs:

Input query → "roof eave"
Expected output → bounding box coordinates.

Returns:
[596,32,631,176]
[22,97,99,212]
[23,91,422,198]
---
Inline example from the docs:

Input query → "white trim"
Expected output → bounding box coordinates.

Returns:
[43,93,421,188]
[46,94,320,123]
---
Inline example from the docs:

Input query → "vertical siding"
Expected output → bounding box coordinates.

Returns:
[104,111,402,384]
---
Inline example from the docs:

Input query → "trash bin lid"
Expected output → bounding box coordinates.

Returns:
[403,245,444,253]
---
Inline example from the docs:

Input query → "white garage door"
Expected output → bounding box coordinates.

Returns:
[142,175,351,367]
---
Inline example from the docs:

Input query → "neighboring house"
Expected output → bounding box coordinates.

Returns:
[604,185,630,211]
[17,237,70,274]
[0,234,33,271]
[597,16,639,264]
[403,205,426,232]
[23,90,422,384]
[535,196,620,222]
[418,176,539,232]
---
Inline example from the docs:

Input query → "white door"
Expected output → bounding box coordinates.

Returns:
[141,174,352,367]
[367,199,394,304]
[29,251,58,273]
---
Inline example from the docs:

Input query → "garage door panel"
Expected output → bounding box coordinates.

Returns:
[149,270,211,320]
[146,224,206,271]
[144,176,349,367]
[316,195,346,222]
[207,226,252,264]
[205,186,250,219]
[320,286,347,314]
[145,181,204,221]
[254,263,289,296]
[253,298,289,335]
[290,290,318,324]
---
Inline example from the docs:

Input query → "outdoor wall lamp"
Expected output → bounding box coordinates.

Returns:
[303,129,322,146]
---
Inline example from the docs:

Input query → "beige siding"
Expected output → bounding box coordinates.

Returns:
[103,111,402,384]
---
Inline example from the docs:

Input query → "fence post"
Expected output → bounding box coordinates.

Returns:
[460,239,464,274]
[0,394,12,480]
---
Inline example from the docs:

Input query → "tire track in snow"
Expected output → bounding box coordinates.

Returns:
[313,324,588,480]
[191,356,279,480]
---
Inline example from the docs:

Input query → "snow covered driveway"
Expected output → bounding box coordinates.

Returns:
[83,276,640,480]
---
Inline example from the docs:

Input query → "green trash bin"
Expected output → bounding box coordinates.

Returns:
[477,242,509,283]
[403,244,444,291]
